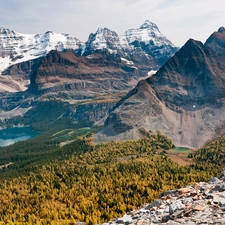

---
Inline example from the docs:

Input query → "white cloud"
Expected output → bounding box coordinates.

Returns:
[0,0,225,46]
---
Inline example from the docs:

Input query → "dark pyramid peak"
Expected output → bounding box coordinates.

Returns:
[146,34,225,109]
[182,38,204,49]
[218,26,225,34]
[161,38,207,67]
[205,27,225,56]
[150,38,209,82]
[139,20,159,31]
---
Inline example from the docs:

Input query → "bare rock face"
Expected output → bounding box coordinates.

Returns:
[102,171,225,225]
[28,50,139,96]
[96,28,225,149]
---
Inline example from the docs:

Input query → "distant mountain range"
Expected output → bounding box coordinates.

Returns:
[0,20,178,93]
[96,26,225,149]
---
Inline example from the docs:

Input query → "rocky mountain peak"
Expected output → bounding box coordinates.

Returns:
[0,27,17,37]
[82,21,178,64]
[45,30,54,35]
[95,27,115,35]
[139,20,159,31]
[81,27,121,55]
[103,171,225,225]
[218,26,225,34]
[125,20,170,45]
[205,26,225,57]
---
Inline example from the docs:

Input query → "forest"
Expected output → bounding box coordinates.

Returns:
[0,126,224,224]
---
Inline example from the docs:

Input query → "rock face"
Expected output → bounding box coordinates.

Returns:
[96,27,225,148]
[102,171,225,225]
[28,49,138,96]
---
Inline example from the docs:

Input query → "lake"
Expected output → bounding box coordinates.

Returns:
[0,127,40,147]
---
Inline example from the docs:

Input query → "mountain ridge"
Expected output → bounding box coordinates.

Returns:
[95,27,225,148]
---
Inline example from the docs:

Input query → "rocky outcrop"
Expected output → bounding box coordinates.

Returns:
[74,101,116,125]
[102,171,225,225]
[96,27,225,149]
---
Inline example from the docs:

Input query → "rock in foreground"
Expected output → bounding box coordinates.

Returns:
[102,171,225,224]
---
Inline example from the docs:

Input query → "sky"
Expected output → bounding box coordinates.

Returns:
[1,0,225,47]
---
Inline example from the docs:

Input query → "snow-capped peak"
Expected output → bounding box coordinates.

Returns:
[125,20,174,47]
[0,27,17,37]
[82,20,178,63]
[139,20,159,31]
[0,27,83,74]
[81,27,121,55]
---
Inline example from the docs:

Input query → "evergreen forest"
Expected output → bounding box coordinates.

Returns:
[0,125,225,225]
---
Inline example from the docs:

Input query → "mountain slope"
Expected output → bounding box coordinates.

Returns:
[0,49,139,126]
[28,49,139,95]
[95,27,225,148]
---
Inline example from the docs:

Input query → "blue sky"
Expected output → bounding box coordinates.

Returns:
[1,0,225,46]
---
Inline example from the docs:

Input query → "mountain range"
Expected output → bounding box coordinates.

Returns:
[2,21,225,150]
[0,20,178,127]
[0,20,178,93]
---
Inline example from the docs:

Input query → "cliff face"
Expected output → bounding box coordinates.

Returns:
[74,101,116,125]
[103,171,225,224]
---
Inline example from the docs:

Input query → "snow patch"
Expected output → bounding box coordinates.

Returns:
[121,57,135,66]
[121,57,138,69]
[147,70,157,77]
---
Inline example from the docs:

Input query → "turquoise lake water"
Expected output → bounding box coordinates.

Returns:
[0,127,40,147]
